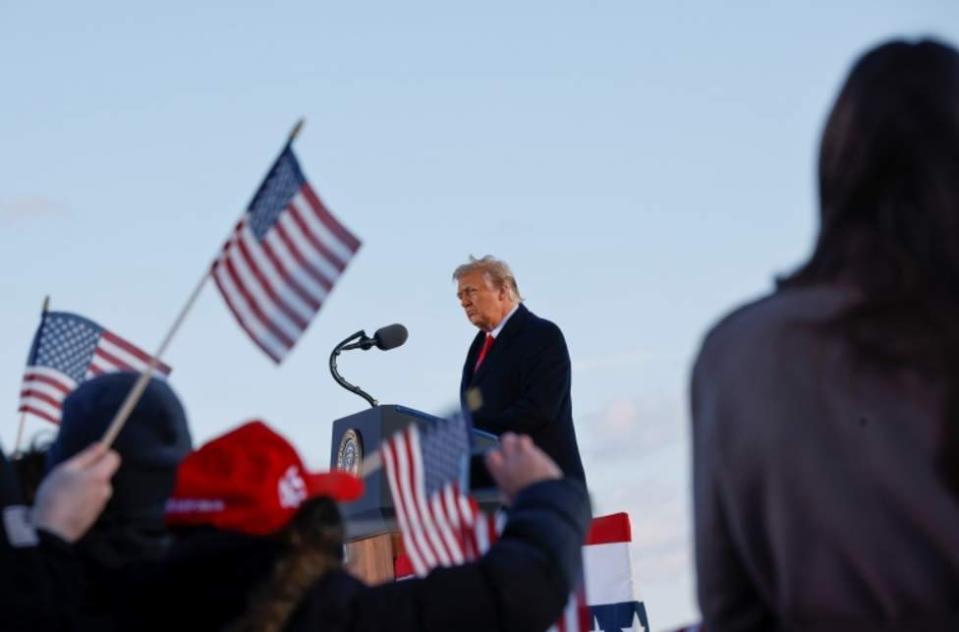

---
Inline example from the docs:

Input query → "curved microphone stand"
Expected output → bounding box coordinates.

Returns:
[329,330,378,407]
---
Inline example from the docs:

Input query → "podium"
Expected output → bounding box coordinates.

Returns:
[330,405,498,584]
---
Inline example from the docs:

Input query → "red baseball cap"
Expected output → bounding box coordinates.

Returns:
[165,420,364,535]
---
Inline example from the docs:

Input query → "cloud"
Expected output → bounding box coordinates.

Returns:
[592,464,693,575]
[0,196,65,222]
[579,394,687,463]
[579,394,697,597]
[572,348,647,374]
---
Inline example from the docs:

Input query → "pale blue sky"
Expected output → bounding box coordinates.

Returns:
[3,2,958,628]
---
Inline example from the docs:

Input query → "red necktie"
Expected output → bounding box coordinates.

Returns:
[474,334,494,372]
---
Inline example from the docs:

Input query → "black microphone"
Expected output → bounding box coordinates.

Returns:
[341,323,409,351]
[329,324,409,407]
[372,323,408,350]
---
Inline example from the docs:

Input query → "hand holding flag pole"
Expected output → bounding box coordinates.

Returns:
[102,118,324,445]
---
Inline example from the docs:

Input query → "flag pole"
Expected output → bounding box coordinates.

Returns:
[100,269,210,446]
[288,118,305,144]
[101,119,307,446]
[13,413,28,456]
[360,451,383,477]
[14,295,50,454]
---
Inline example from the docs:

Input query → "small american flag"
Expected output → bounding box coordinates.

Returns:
[381,413,482,576]
[212,145,361,363]
[18,311,171,425]
[383,415,588,631]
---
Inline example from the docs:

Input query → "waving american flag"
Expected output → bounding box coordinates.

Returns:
[382,414,588,631]
[19,311,171,425]
[212,145,361,363]
[381,412,486,574]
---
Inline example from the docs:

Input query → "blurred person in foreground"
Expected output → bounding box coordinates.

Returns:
[127,421,589,631]
[45,372,192,628]
[692,39,959,631]
[0,441,119,631]
[11,432,55,505]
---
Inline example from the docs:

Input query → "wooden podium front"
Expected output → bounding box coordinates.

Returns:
[332,406,424,585]
[345,532,404,585]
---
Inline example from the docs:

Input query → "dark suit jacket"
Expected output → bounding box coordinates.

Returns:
[460,304,586,482]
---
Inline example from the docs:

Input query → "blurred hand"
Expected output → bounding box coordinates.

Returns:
[484,433,561,504]
[32,442,120,543]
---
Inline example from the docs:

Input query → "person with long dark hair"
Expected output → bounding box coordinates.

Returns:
[691,39,959,630]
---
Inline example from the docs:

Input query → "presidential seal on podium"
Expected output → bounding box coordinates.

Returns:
[336,428,363,475]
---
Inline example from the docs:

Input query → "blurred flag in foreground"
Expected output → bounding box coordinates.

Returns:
[212,145,361,363]
[382,413,589,631]
[381,412,482,574]
[18,311,171,424]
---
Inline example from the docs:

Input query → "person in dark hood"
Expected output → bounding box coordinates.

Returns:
[125,420,589,632]
[46,372,192,627]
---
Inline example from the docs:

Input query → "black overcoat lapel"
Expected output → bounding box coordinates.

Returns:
[469,304,530,387]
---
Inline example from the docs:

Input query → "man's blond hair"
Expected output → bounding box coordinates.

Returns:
[452,255,523,302]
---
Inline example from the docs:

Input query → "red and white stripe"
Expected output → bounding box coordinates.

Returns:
[18,367,76,425]
[18,330,170,426]
[212,184,360,363]
[88,330,171,378]
[381,426,481,577]
[582,512,638,617]
[382,423,589,631]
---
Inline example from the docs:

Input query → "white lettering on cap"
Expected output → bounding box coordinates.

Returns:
[278,465,308,508]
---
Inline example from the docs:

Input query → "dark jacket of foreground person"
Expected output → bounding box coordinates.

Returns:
[693,286,959,632]
[123,478,590,632]
[0,448,83,632]
[288,479,589,632]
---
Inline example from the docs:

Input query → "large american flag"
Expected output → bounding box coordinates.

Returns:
[382,415,588,631]
[18,311,171,425]
[211,146,361,363]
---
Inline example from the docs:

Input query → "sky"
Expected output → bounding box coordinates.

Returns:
[2,2,958,629]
